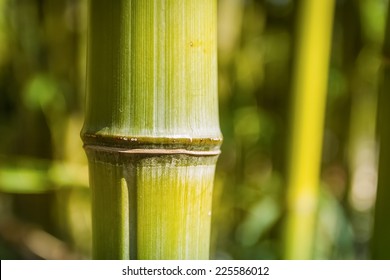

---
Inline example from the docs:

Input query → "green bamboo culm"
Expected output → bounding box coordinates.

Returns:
[284,0,335,259]
[371,2,390,260]
[81,0,221,259]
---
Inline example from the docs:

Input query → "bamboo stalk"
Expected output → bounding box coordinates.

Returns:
[372,2,390,260]
[81,0,221,259]
[284,0,335,259]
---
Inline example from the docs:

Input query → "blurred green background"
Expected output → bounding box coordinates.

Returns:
[0,0,388,259]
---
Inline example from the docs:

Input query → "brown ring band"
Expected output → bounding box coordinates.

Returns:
[84,145,221,156]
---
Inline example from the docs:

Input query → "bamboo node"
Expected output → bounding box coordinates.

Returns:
[84,145,221,156]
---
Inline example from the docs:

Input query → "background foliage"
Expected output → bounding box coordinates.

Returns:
[0,0,388,259]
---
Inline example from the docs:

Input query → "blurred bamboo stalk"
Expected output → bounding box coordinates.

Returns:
[284,0,335,259]
[372,2,390,260]
[82,0,221,259]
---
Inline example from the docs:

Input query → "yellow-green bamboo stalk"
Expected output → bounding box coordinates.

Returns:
[372,2,390,260]
[81,0,221,259]
[284,0,335,259]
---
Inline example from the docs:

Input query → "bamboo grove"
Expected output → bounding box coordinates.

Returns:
[0,0,389,260]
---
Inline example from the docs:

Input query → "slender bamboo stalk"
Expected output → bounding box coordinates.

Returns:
[372,2,390,260]
[284,0,335,259]
[81,0,221,259]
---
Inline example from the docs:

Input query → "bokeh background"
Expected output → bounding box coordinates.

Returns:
[0,0,389,259]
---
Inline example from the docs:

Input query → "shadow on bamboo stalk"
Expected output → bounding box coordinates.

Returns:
[372,1,390,260]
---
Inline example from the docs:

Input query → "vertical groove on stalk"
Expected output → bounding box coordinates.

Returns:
[89,156,130,259]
